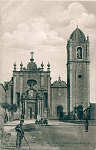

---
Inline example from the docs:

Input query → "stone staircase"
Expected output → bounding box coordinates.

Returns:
[2,131,36,150]
[2,132,16,150]
[2,123,38,150]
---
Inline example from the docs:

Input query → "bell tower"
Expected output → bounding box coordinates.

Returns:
[67,27,90,114]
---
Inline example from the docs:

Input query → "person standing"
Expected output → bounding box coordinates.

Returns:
[85,117,88,132]
[15,120,24,149]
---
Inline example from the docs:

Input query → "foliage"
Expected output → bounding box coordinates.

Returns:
[8,104,17,112]
[1,103,17,112]
[1,103,10,110]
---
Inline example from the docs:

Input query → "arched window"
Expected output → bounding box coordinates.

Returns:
[77,47,82,59]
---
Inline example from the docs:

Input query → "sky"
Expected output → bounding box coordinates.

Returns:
[0,0,96,102]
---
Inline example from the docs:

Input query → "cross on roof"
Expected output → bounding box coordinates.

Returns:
[30,51,34,61]
[31,51,34,58]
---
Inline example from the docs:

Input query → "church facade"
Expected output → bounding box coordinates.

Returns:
[9,52,51,119]
[4,27,90,120]
[6,52,67,119]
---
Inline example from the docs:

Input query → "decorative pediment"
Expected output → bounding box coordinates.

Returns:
[26,89,37,100]
[21,88,37,101]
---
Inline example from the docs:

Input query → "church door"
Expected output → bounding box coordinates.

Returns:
[57,105,63,120]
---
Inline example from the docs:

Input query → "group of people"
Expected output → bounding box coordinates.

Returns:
[85,117,89,132]
[35,118,48,125]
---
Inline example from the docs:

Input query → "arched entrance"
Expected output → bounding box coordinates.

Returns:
[21,79,38,120]
[57,105,63,120]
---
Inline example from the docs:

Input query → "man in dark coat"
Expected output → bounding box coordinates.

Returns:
[15,120,24,148]
[85,117,88,132]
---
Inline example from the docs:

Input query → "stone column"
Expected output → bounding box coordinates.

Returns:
[13,75,16,104]
[40,101,42,117]
[41,100,42,117]
[25,101,27,120]
[19,72,23,118]
[70,64,73,112]
[38,101,39,115]
[41,100,44,117]
[40,72,44,88]
[20,73,23,98]
[39,101,41,116]
[39,101,40,115]
[10,81,13,104]
[47,73,51,117]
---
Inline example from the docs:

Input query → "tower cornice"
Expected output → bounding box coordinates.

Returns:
[67,60,90,64]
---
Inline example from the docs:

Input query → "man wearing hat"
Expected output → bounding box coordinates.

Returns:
[15,119,24,148]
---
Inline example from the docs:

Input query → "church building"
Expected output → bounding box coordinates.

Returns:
[3,27,90,120]
[6,52,67,119]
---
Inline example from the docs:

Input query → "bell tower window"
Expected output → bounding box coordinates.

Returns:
[77,47,82,59]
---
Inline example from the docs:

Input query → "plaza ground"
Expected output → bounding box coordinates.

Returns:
[1,120,96,150]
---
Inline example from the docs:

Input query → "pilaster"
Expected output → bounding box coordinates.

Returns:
[47,72,51,117]
[13,74,16,104]
[20,72,23,97]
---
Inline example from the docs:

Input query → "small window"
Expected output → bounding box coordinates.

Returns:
[78,75,82,78]
[77,47,82,59]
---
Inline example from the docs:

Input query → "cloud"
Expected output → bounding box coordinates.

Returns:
[69,3,96,28]
[2,17,64,49]
[1,0,42,32]
[3,2,95,50]
[2,2,96,48]
[50,2,96,29]
[58,2,86,22]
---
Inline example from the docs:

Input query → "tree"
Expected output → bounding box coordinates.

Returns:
[1,103,9,112]
[8,104,17,120]
[8,104,17,112]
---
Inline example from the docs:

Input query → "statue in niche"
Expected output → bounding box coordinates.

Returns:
[77,47,82,59]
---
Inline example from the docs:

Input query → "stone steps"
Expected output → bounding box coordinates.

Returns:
[2,134,36,150]
[2,146,16,150]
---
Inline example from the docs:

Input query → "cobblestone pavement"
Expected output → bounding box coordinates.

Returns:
[1,121,96,150]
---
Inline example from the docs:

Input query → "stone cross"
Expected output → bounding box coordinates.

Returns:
[30,52,34,59]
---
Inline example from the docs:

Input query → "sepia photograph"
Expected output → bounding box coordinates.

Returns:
[0,0,96,150]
